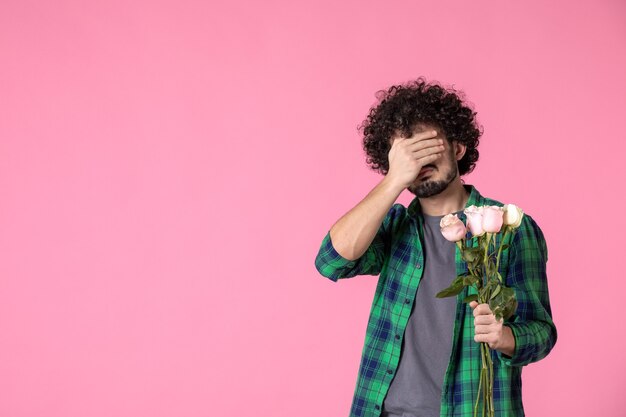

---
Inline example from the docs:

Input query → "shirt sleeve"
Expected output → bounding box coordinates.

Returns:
[496,213,558,367]
[313,204,399,282]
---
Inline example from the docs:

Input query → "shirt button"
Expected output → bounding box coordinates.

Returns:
[375,405,380,410]
[416,263,422,269]
[387,369,393,374]
[395,334,400,340]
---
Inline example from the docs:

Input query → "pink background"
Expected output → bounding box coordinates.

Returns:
[1,1,624,416]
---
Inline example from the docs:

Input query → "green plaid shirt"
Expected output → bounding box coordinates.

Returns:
[314,184,557,417]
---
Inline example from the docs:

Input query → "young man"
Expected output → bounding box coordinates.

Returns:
[314,78,557,417]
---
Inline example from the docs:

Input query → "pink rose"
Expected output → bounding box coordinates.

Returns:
[440,214,467,242]
[464,205,485,237]
[482,205,504,233]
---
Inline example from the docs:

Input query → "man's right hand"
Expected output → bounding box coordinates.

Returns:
[386,129,445,190]
[324,128,446,262]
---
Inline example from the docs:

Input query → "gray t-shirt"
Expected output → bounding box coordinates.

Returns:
[381,210,461,417]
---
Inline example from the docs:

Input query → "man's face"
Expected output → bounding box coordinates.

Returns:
[406,124,460,198]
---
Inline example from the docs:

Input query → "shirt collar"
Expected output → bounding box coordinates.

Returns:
[407,183,484,219]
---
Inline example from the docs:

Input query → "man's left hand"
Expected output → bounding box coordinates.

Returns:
[469,301,504,350]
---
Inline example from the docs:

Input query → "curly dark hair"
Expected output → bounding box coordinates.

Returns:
[358,77,482,176]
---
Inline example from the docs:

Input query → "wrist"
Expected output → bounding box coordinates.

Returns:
[380,174,406,195]
[497,325,516,357]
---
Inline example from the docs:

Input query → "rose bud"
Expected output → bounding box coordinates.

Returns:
[440,213,467,242]
[482,205,504,233]
[503,204,524,228]
[464,205,485,237]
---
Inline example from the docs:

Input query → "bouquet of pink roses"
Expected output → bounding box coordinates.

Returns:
[436,204,524,417]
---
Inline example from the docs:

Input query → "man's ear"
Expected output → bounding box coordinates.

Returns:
[454,141,467,161]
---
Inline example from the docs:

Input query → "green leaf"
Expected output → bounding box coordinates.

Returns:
[488,295,500,313]
[501,287,515,300]
[503,298,518,320]
[463,275,480,286]
[490,284,501,300]
[479,286,491,302]
[461,247,483,263]
[463,294,478,303]
[436,283,465,298]
[436,275,473,298]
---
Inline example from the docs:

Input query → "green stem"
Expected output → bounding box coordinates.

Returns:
[481,342,485,412]
[482,233,489,268]
[462,238,483,290]
[495,226,509,279]
[485,345,494,417]
[482,367,486,417]
[456,240,464,254]
[480,341,487,417]
[474,365,483,417]
[481,234,487,292]
[472,230,503,417]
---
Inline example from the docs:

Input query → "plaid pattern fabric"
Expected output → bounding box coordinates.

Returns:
[314,184,557,417]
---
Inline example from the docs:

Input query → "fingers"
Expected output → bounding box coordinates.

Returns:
[471,304,503,326]
[405,129,438,143]
[391,137,444,165]
[404,131,445,161]
[411,143,445,163]
[474,315,494,325]
[408,138,445,154]
[471,303,494,317]
[474,324,494,334]
[390,129,438,146]
[387,129,445,185]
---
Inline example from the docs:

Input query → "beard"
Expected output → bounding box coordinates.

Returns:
[407,160,458,198]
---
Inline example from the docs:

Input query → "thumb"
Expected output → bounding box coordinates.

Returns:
[469,301,478,309]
